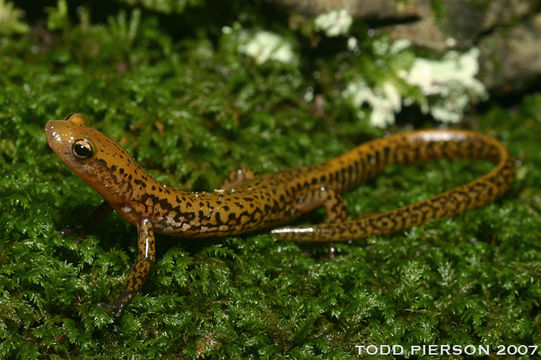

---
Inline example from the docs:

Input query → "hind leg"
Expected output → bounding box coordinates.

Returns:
[295,185,348,221]
[293,185,348,257]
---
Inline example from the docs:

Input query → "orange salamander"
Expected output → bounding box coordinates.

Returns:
[45,114,515,316]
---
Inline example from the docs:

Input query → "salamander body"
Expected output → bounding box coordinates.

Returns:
[45,114,515,315]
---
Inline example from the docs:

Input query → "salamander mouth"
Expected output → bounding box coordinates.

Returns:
[45,121,57,146]
[45,120,62,153]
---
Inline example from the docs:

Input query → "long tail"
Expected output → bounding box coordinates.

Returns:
[272,130,515,242]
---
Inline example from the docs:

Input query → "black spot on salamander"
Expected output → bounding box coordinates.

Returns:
[128,174,132,180]
[222,205,229,211]
[111,165,117,171]
[157,197,172,211]
[120,168,124,174]
[152,185,156,191]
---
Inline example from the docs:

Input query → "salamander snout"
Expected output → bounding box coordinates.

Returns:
[45,118,97,166]
[45,115,145,204]
[45,120,68,156]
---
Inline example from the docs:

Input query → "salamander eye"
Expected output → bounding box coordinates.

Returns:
[72,139,94,160]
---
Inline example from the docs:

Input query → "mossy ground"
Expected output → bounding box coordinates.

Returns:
[1,2,540,359]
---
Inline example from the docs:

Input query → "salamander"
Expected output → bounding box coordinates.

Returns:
[45,114,515,316]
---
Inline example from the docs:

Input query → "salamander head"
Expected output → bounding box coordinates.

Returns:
[45,114,146,204]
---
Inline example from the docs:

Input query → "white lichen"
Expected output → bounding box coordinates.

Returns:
[314,9,352,37]
[221,25,232,34]
[347,36,358,51]
[400,47,487,123]
[239,30,296,65]
[304,87,314,102]
[344,44,488,128]
[372,37,390,56]
[390,38,411,54]
[344,80,402,128]
[0,0,29,34]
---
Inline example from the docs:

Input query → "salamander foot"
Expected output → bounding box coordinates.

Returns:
[328,243,335,259]
[97,301,127,318]
[58,225,87,243]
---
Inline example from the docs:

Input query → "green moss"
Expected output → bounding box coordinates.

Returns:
[118,0,204,14]
[0,2,540,359]
[430,0,449,20]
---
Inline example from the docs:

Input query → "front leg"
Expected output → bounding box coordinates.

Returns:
[99,217,156,317]
[59,201,113,242]
[219,165,257,190]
